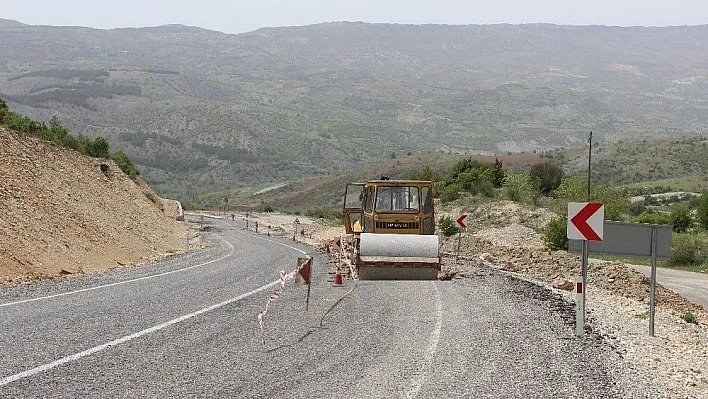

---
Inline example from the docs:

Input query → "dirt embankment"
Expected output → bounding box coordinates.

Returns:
[0,127,193,285]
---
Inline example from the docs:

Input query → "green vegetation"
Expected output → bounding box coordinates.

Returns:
[502,173,539,204]
[1,98,138,176]
[434,158,506,204]
[112,151,141,177]
[304,207,340,222]
[529,162,564,196]
[438,215,459,237]
[682,312,699,325]
[698,193,708,230]
[669,205,692,233]
[634,210,671,225]
[667,234,708,267]
[543,217,569,251]
[408,166,442,183]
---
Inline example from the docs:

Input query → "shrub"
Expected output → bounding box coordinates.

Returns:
[529,162,564,196]
[628,202,647,217]
[667,234,708,266]
[477,180,495,198]
[438,182,463,204]
[698,192,708,230]
[682,312,699,325]
[669,205,693,233]
[634,211,671,225]
[503,173,537,203]
[81,137,110,158]
[112,151,140,177]
[438,215,459,237]
[491,158,505,188]
[544,217,569,251]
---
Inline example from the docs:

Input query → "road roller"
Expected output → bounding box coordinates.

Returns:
[342,178,440,280]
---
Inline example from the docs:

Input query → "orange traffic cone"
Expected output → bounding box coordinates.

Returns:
[332,273,343,287]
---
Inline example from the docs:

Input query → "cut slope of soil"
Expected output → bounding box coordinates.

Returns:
[0,127,192,285]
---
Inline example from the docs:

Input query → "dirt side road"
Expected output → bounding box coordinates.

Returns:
[630,264,708,309]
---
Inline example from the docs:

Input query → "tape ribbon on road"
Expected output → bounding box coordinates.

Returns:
[257,259,310,345]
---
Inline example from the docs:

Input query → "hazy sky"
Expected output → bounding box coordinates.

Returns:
[2,0,707,34]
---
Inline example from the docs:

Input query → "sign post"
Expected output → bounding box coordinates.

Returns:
[567,202,604,337]
[650,227,658,337]
[455,214,468,265]
[569,221,671,336]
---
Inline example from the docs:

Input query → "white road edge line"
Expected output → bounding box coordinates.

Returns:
[0,235,235,308]
[405,282,443,399]
[0,279,280,387]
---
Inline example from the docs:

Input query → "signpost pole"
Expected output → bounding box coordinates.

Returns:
[650,227,657,337]
[455,214,468,265]
[456,229,462,265]
[580,240,588,335]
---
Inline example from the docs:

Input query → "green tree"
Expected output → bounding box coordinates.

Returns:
[529,162,564,196]
[554,176,629,221]
[669,205,692,233]
[408,166,441,182]
[43,116,69,143]
[491,158,505,188]
[698,192,708,230]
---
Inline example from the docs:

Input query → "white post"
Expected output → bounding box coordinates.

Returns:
[576,275,584,337]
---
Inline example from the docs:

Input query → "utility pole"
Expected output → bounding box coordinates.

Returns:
[587,131,592,200]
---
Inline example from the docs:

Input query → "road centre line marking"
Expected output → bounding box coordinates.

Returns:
[0,235,235,308]
[0,279,280,387]
[199,213,307,255]
[240,230,307,255]
[405,282,443,399]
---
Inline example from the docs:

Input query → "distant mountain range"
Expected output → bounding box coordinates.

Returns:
[1,19,707,203]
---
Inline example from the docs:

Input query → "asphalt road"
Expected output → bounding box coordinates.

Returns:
[0,216,650,398]
[630,265,708,309]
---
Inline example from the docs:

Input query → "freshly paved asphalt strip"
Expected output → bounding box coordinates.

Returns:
[0,216,655,398]
[630,265,708,309]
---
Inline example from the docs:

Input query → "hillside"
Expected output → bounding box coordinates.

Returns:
[543,136,708,191]
[0,126,192,284]
[1,21,708,203]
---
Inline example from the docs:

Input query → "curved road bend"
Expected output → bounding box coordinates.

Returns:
[0,216,639,398]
